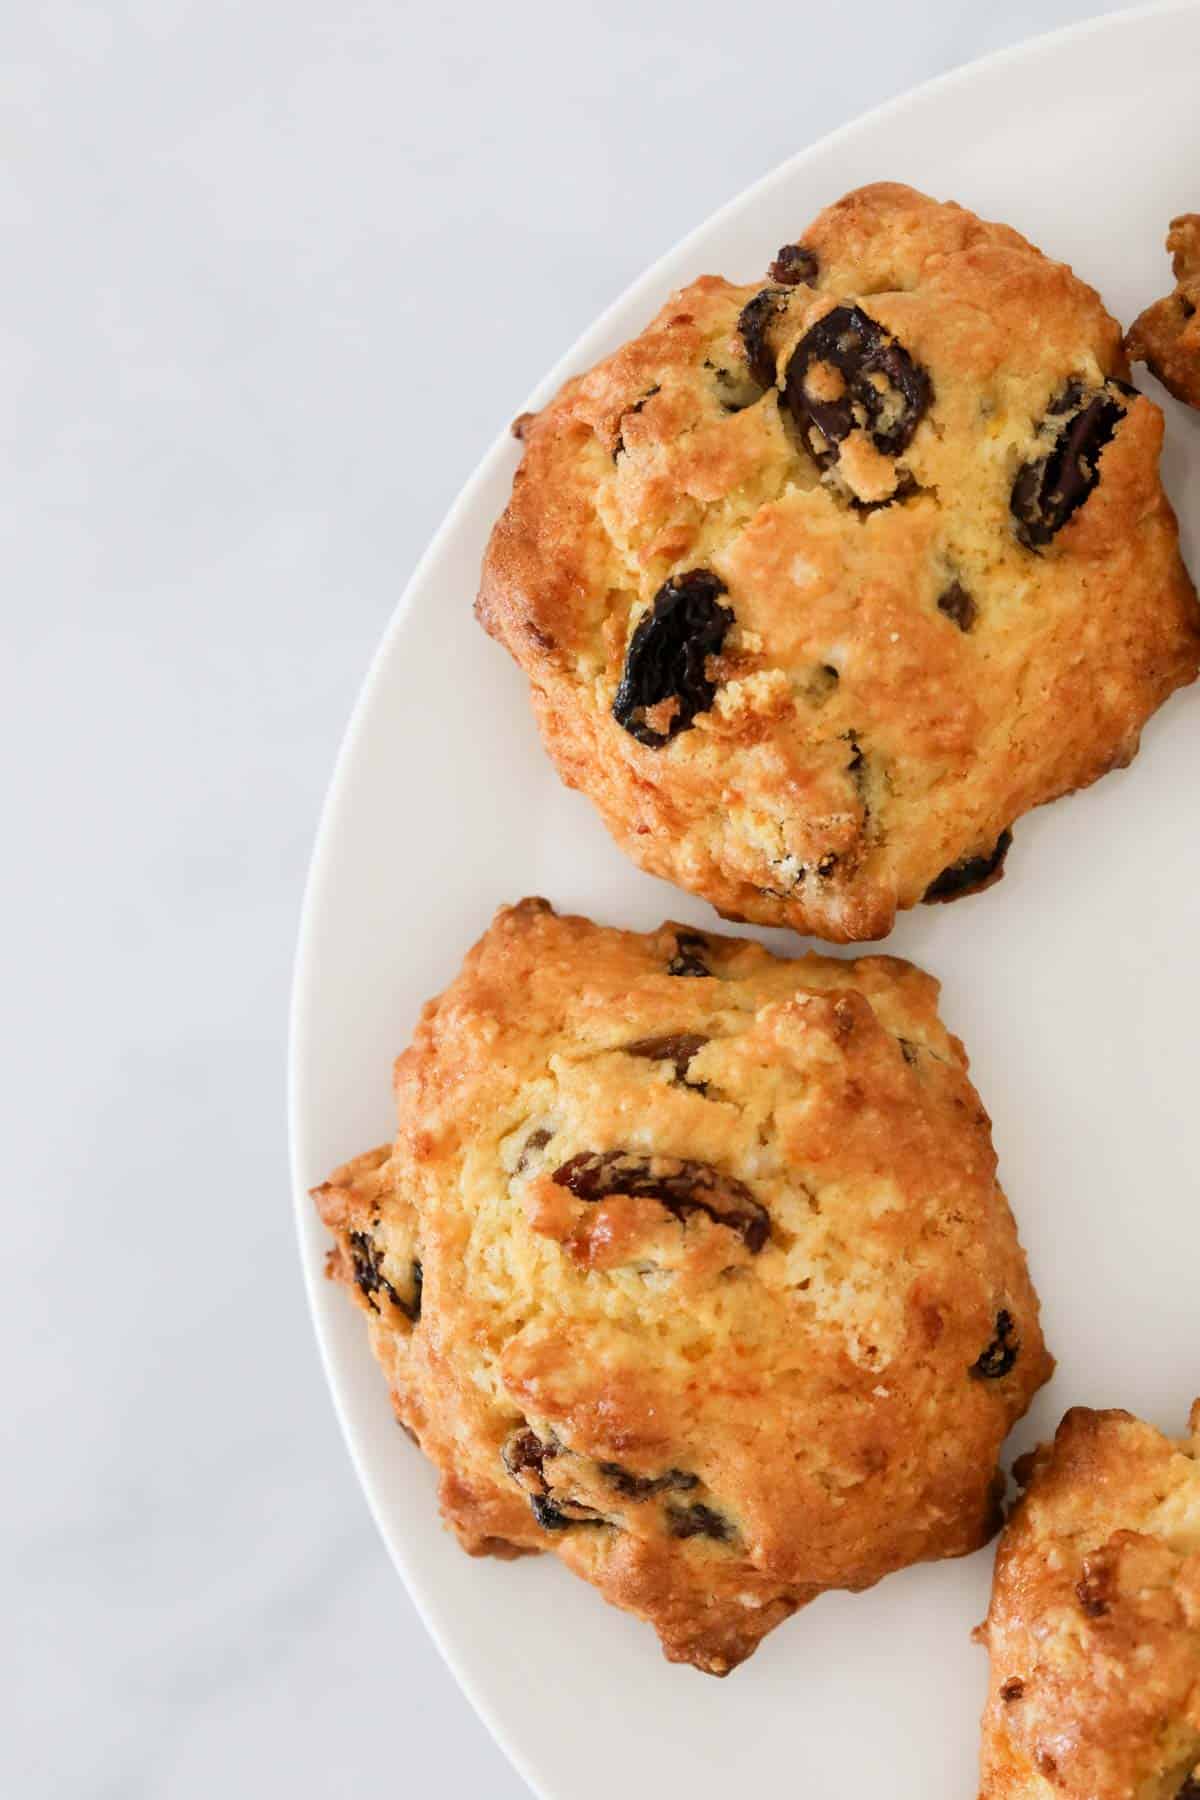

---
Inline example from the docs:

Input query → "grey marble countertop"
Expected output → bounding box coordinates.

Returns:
[5,1,1131,1792]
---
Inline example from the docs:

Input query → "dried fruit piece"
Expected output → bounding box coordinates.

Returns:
[737,287,789,388]
[515,1127,552,1173]
[501,1428,609,1531]
[972,1310,1019,1379]
[1011,382,1128,548]
[784,305,932,462]
[612,571,734,747]
[768,242,819,286]
[667,930,713,978]
[924,830,1012,903]
[553,1150,769,1252]
[598,1462,699,1498]
[667,1501,734,1542]
[624,1032,709,1083]
[937,579,976,631]
[349,1231,421,1321]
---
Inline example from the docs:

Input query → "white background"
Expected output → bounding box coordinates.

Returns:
[3,3,1142,1794]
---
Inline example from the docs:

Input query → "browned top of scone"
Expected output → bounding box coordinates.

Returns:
[977,1402,1200,1799]
[478,182,1199,942]
[1127,216,1200,408]
[314,897,1051,1673]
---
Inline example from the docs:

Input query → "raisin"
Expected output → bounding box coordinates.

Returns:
[515,1127,552,1173]
[349,1231,420,1321]
[925,830,1012,903]
[553,1150,769,1252]
[768,243,819,286]
[502,1427,555,1488]
[502,1428,609,1531]
[937,579,976,631]
[971,1310,1019,1379]
[737,287,789,389]
[667,930,713,978]
[1011,382,1128,548]
[613,385,661,460]
[511,411,536,440]
[528,1495,572,1530]
[1176,1780,1200,1799]
[624,1032,709,1084]
[898,1038,919,1066]
[667,1501,733,1542]
[1075,1569,1110,1618]
[612,572,734,748]
[1000,1678,1025,1703]
[598,1462,699,1498]
[784,305,932,463]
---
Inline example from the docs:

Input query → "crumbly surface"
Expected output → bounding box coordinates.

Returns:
[477,183,1199,942]
[1127,216,1200,408]
[977,1404,1200,1799]
[312,898,1051,1673]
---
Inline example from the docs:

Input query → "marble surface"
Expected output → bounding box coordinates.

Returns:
[4,2,1134,1792]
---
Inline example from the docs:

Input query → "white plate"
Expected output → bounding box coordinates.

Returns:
[290,7,1200,1795]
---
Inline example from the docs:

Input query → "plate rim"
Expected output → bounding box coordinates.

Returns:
[288,4,1194,1793]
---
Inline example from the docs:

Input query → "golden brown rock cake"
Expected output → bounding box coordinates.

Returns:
[313,898,1051,1672]
[477,183,1199,942]
[977,1402,1200,1799]
[1127,214,1200,409]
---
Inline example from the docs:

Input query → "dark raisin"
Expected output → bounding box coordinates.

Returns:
[348,1230,420,1320]
[1000,1678,1025,1703]
[784,304,932,462]
[937,579,977,631]
[502,1429,609,1531]
[1176,1779,1200,1799]
[667,930,712,978]
[737,287,789,389]
[924,830,1012,903]
[515,1127,552,1173]
[529,1494,574,1531]
[1075,1570,1110,1618]
[511,411,536,440]
[613,385,661,460]
[1011,383,1128,548]
[612,572,734,747]
[971,1310,1019,1379]
[768,243,819,286]
[624,1032,709,1084]
[898,1038,919,1065]
[502,1428,555,1488]
[667,1501,733,1542]
[553,1150,769,1253]
[597,1462,699,1498]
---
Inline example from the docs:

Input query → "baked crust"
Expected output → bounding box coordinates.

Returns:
[977,1403,1200,1798]
[1127,216,1200,408]
[478,183,1199,942]
[313,897,1051,1672]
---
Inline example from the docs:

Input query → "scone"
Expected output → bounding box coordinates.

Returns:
[477,183,1199,943]
[312,897,1051,1673]
[977,1403,1200,1798]
[1127,216,1200,409]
